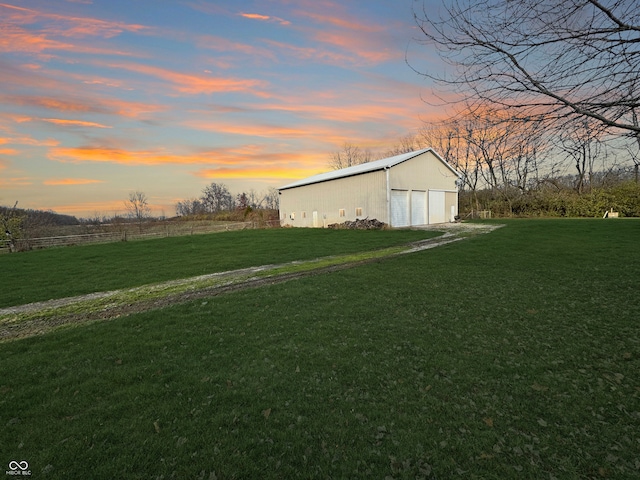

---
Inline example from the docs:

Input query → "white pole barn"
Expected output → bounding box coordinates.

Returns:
[278,148,460,228]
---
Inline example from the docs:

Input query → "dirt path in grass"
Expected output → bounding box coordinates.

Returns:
[0,223,502,342]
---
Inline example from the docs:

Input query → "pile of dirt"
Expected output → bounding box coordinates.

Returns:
[327,218,387,230]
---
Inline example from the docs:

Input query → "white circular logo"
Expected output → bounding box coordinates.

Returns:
[8,461,29,471]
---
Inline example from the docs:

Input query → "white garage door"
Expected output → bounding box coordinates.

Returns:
[391,190,409,227]
[411,190,426,226]
[428,190,446,224]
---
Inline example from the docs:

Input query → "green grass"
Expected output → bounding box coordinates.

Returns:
[0,228,439,308]
[1,219,639,479]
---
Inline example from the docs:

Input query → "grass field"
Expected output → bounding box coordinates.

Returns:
[1,219,639,479]
[0,228,439,308]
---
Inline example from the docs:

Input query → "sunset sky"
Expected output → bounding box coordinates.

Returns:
[0,0,445,218]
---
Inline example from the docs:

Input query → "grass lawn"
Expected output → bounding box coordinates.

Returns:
[0,228,439,308]
[1,219,639,479]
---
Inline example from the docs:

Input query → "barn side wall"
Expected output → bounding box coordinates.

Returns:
[279,170,387,227]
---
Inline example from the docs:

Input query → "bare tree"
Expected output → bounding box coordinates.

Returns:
[175,198,205,217]
[631,108,640,182]
[420,107,552,212]
[385,135,423,157]
[329,143,372,170]
[413,0,640,137]
[262,187,279,210]
[556,118,609,193]
[236,192,250,211]
[1,201,23,252]
[201,182,233,213]
[125,191,151,231]
[247,189,260,209]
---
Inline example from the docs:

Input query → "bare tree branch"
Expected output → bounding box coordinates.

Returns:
[329,143,372,170]
[412,0,640,135]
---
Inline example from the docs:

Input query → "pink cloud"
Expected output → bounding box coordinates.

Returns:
[41,118,112,128]
[0,24,138,58]
[239,12,291,26]
[108,62,268,95]
[0,2,149,39]
[0,2,151,65]
[1,94,166,119]
[197,35,276,61]
[279,1,401,66]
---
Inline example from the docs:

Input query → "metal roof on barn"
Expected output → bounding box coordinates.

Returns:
[279,148,459,191]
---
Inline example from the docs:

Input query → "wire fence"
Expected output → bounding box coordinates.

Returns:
[1,219,281,253]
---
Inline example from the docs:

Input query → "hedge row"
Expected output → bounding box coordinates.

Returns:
[460,181,640,217]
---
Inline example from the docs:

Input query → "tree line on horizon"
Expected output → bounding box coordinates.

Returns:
[173,185,279,219]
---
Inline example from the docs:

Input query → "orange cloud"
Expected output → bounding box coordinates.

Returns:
[41,118,112,128]
[48,145,241,166]
[8,136,59,147]
[43,178,104,186]
[48,200,126,216]
[188,119,352,148]
[0,177,32,187]
[49,146,178,165]
[3,113,32,123]
[0,147,18,155]
[195,166,320,180]
[185,119,315,139]
[48,144,331,180]
[241,13,269,21]
[190,146,331,180]
[109,62,267,95]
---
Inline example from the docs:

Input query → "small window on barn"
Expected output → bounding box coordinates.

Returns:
[339,209,345,217]
[290,212,295,220]
[356,207,363,216]
[302,211,306,218]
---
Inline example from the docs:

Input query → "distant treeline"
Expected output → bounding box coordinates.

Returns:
[0,205,79,228]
